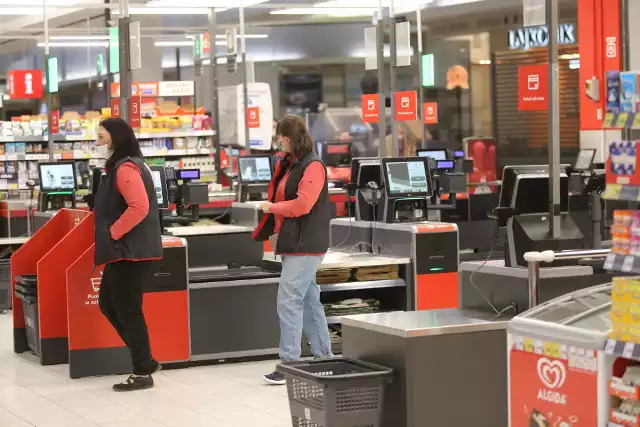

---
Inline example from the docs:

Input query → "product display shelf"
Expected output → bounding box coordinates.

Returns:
[0,129,215,143]
[602,112,640,130]
[604,253,640,274]
[604,184,640,202]
[609,376,640,426]
[605,339,640,362]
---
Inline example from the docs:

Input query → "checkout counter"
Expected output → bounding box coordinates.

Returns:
[338,163,612,427]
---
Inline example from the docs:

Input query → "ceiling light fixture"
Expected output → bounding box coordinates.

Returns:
[37,41,109,47]
[185,34,268,39]
[270,7,375,16]
[51,35,110,40]
[145,0,267,7]
[154,40,229,47]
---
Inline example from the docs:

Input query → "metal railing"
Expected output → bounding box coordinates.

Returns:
[523,249,610,308]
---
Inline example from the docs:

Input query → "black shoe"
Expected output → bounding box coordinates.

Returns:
[263,371,286,385]
[113,375,154,392]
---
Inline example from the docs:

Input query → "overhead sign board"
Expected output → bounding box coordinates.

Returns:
[518,64,548,111]
[8,69,43,99]
[508,23,576,50]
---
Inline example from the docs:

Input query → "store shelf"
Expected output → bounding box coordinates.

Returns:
[327,316,341,325]
[0,130,215,143]
[319,279,405,293]
[610,378,640,400]
[602,112,640,130]
[141,148,213,157]
[605,339,640,361]
[603,253,640,274]
[604,184,640,201]
[610,410,640,427]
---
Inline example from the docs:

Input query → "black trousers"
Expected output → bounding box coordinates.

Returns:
[98,260,158,375]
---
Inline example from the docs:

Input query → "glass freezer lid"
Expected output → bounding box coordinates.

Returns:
[518,284,611,332]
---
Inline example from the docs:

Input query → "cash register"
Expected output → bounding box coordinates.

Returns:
[379,157,432,223]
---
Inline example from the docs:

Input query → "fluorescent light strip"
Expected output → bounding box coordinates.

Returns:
[37,41,109,47]
[146,0,267,7]
[270,7,375,16]
[319,0,433,6]
[51,35,110,40]
[186,34,268,40]
[155,40,229,47]
[112,7,221,15]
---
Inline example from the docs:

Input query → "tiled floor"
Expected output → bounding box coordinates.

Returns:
[0,311,292,427]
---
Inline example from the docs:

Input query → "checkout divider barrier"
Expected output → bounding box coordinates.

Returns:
[66,236,190,379]
[12,209,92,365]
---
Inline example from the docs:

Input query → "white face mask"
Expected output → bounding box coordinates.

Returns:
[97,143,111,159]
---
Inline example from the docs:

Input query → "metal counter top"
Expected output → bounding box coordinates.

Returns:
[265,250,410,269]
[165,224,254,236]
[342,309,509,338]
[459,259,593,278]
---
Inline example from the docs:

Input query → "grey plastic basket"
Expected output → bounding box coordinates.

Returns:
[277,358,393,427]
[0,259,11,310]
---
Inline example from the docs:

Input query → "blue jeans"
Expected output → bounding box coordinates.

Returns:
[278,255,332,362]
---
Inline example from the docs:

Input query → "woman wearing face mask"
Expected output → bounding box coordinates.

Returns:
[252,115,333,385]
[94,118,163,392]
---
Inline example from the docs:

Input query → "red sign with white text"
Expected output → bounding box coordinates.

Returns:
[509,348,598,427]
[8,69,43,99]
[518,64,548,111]
[423,102,438,124]
[247,106,260,128]
[50,110,60,134]
[394,91,417,121]
[129,96,141,128]
[110,98,120,118]
[361,94,380,123]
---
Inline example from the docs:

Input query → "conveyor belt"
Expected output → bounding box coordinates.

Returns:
[188,266,280,283]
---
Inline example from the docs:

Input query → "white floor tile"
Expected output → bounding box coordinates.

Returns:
[0,311,300,427]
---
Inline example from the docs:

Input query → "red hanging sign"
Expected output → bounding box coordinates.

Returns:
[202,32,211,56]
[129,96,141,128]
[109,98,120,118]
[361,94,380,123]
[50,110,60,134]
[423,102,438,124]
[509,348,598,427]
[394,91,417,121]
[247,106,260,128]
[518,64,548,111]
[8,69,43,99]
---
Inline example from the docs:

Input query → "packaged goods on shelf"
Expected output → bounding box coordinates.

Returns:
[621,72,640,114]
[610,141,638,178]
[608,71,622,114]
[611,276,640,341]
[323,298,380,317]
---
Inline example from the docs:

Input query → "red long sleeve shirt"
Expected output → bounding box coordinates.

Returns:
[110,162,149,240]
[270,162,326,235]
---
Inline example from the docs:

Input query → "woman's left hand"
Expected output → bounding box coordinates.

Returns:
[260,202,273,213]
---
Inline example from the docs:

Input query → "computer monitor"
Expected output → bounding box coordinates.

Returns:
[453,150,465,158]
[238,154,273,184]
[417,149,448,161]
[176,169,200,181]
[38,162,77,192]
[350,157,381,188]
[382,157,432,197]
[499,165,570,214]
[321,141,352,167]
[435,159,455,172]
[149,166,169,209]
[574,149,596,171]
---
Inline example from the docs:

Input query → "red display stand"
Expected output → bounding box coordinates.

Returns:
[463,137,497,194]
[66,236,190,379]
[11,209,92,365]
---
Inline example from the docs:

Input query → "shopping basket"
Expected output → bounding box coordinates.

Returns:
[0,259,11,311]
[277,358,393,427]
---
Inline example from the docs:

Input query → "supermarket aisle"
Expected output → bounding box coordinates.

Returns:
[0,312,291,427]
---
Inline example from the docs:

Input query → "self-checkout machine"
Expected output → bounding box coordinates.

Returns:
[32,162,78,232]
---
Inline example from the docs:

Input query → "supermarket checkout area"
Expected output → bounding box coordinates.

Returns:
[338,163,613,427]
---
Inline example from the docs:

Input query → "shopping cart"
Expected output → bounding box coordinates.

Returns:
[278,358,393,427]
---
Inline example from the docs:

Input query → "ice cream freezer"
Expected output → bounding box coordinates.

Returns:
[507,284,613,427]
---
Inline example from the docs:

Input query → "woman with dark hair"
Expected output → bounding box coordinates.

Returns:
[94,118,163,391]
[252,114,333,385]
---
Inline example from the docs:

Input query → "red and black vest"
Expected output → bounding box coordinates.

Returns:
[253,151,330,254]
[94,157,162,266]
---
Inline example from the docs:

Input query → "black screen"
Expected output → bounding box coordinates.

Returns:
[514,175,569,214]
